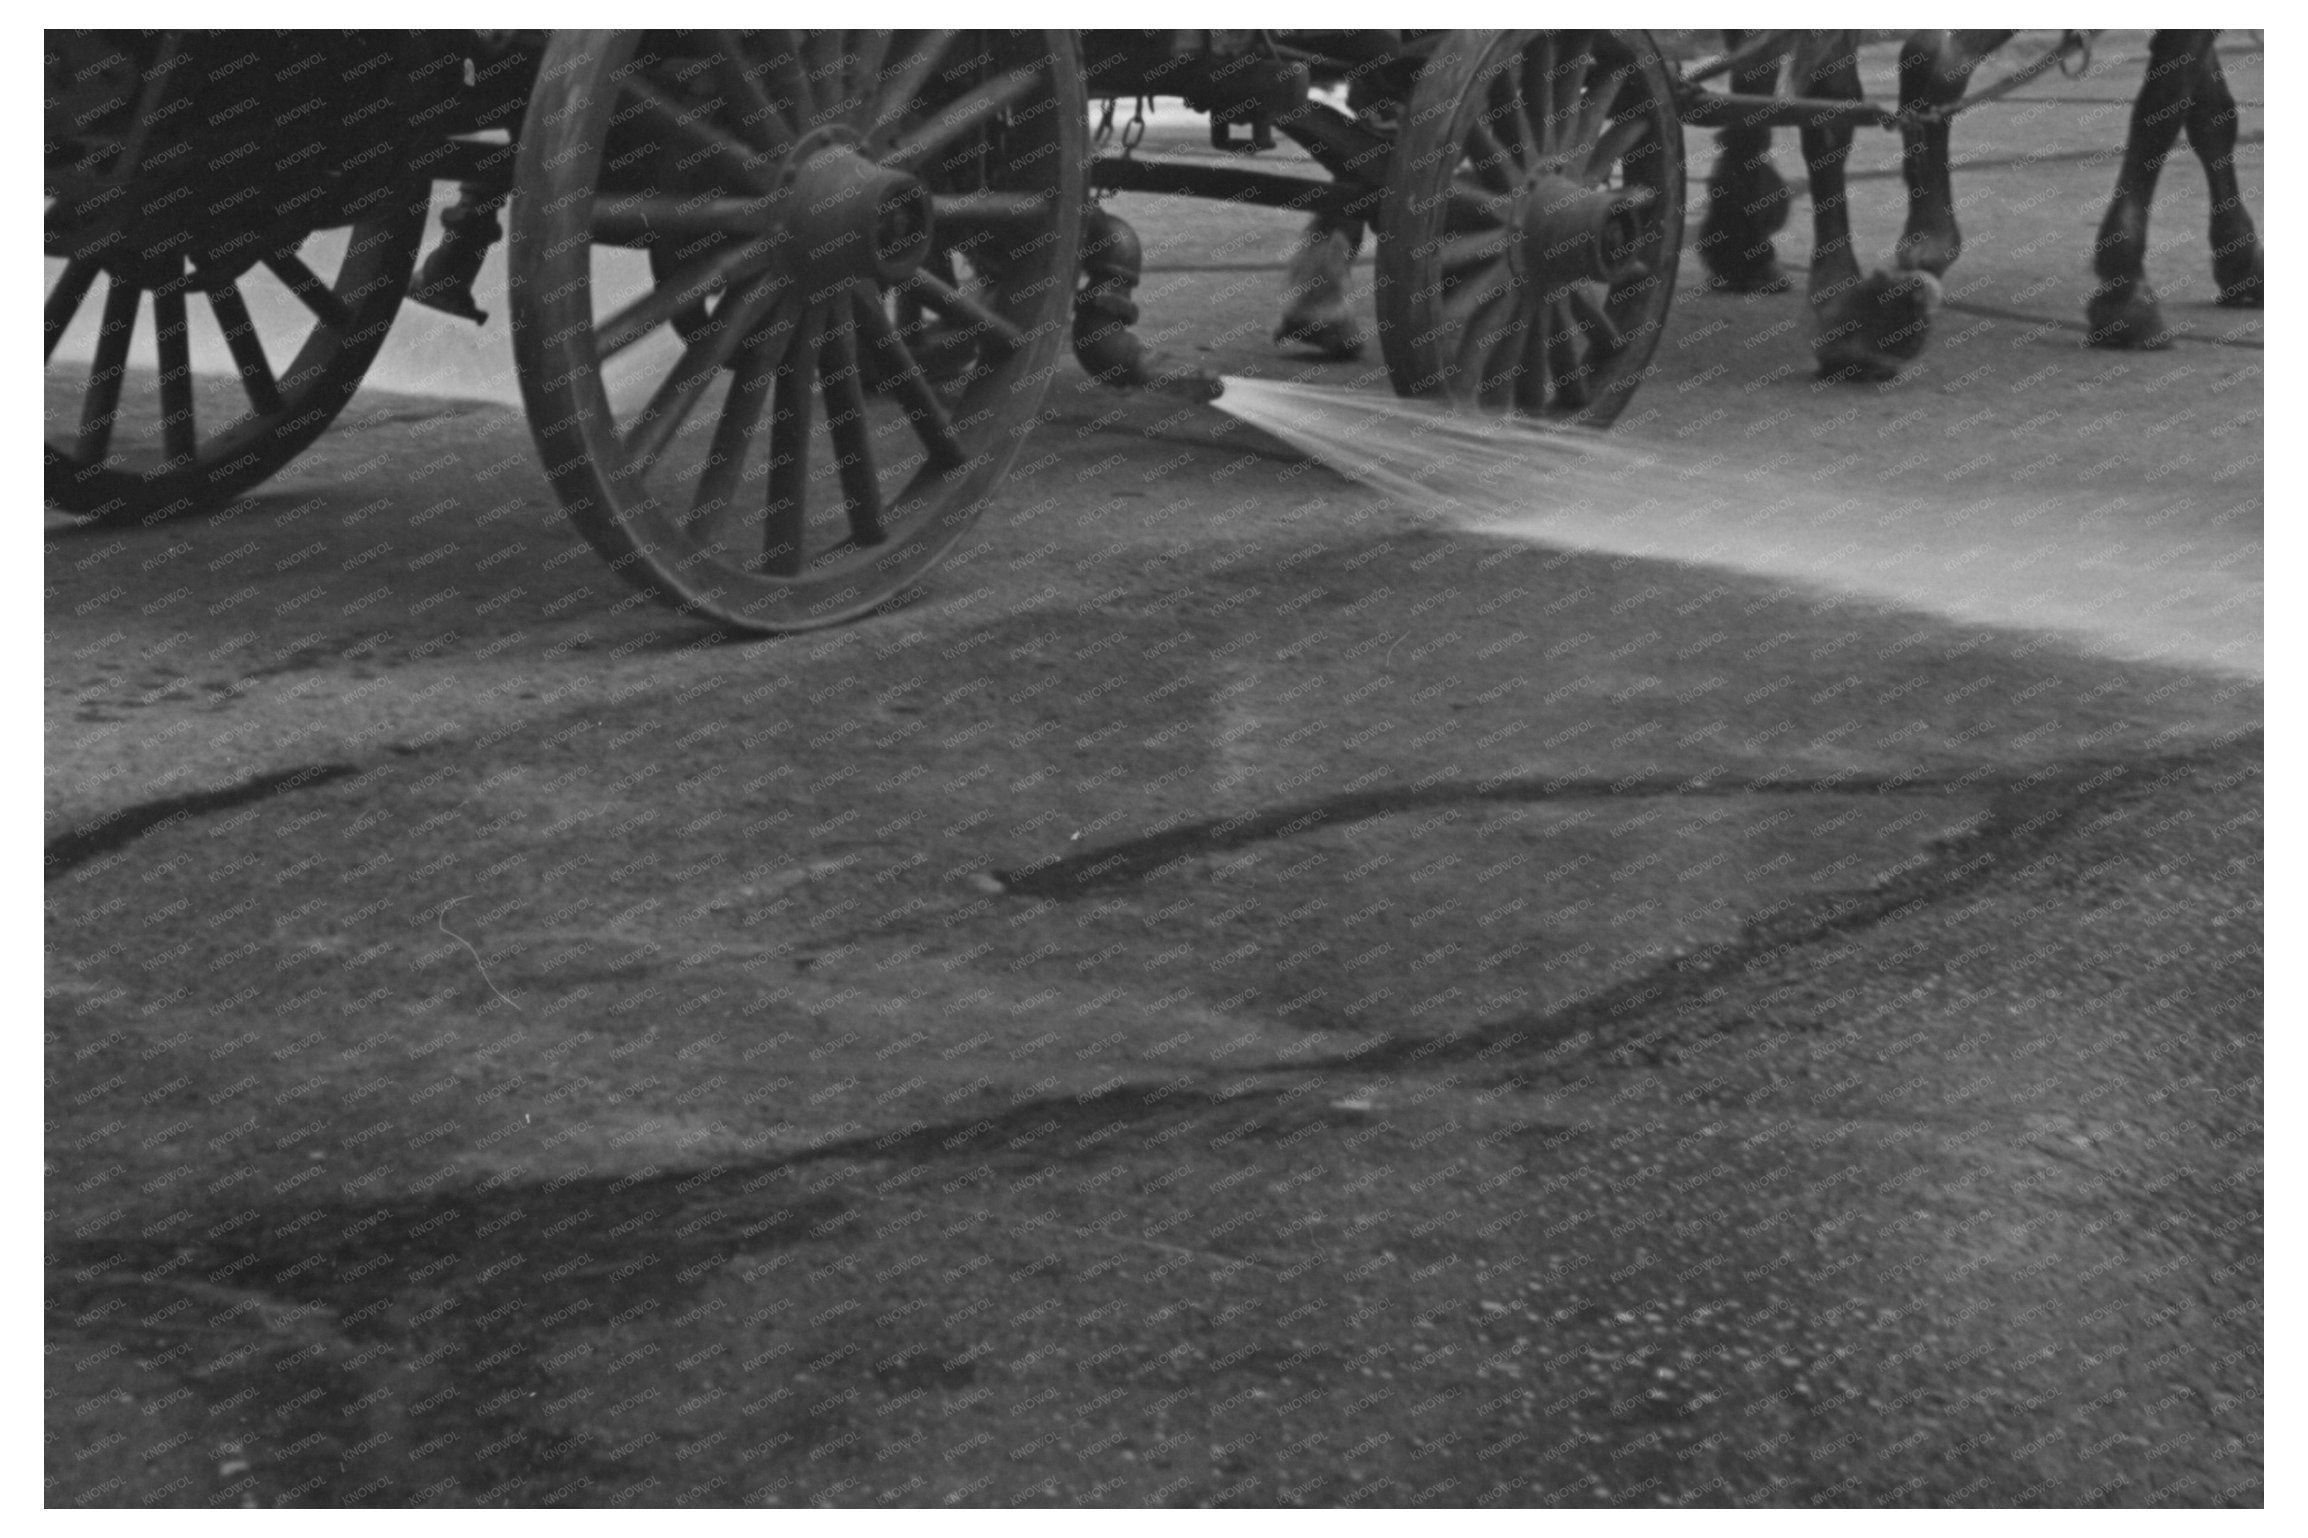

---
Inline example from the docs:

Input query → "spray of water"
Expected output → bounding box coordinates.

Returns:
[1211,377,2260,677]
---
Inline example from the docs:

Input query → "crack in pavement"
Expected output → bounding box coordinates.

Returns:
[44,762,361,878]
[991,747,2211,898]
[1238,732,2260,1084]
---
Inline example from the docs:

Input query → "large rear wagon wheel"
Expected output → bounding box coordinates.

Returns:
[1376,30,1683,426]
[512,29,1087,634]
[43,191,427,526]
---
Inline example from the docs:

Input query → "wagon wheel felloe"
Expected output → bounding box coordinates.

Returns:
[513,30,1087,635]
[1376,30,1684,426]
[43,194,427,527]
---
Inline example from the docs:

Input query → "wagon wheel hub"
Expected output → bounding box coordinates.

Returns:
[1510,172,1653,289]
[778,126,933,291]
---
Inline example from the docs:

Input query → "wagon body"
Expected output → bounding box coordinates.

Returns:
[46,29,1700,633]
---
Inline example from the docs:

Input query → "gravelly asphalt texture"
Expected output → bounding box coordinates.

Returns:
[45,33,2261,1508]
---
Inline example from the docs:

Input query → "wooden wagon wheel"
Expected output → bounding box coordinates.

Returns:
[512,30,1087,634]
[43,192,428,526]
[1375,30,1684,426]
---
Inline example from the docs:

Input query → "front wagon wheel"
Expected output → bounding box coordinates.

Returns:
[1376,30,1684,427]
[511,29,1087,634]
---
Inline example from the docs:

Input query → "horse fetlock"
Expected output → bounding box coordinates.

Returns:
[1894,226,1961,279]
[1274,226,1364,359]
[1698,160,1792,292]
[1704,157,1792,234]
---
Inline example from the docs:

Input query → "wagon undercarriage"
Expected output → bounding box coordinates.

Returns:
[47,28,2020,634]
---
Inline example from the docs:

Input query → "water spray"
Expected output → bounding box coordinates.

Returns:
[1200,377,2257,677]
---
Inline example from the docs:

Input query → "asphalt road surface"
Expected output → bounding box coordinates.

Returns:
[46,35,2262,1508]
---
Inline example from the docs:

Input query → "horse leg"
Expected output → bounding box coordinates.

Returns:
[2188,38,2263,307]
[1697,32,1794,293]
[1275,211,1366,360]
[1893,29,2013,277]
[1797,33,1940,381]
[2087,30,2211,348]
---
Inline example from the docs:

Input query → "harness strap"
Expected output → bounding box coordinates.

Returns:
[1901,30,2099,127]
[1685,30,1796,89]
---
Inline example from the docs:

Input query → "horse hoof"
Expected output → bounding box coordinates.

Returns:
[2086,281,2175,349]
[2214,246,2264,309]
[1810,267,1940,380]
[1273,313,1364,361]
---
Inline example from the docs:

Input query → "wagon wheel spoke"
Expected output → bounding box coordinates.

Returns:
[621,281,783,478]
[1481,66,1532,170]
[880,63,1044,175]
[265,250,352,331]
[1540,33,1595,150]
[763,304,825,576]
[46,258,101,362]
[712,33,798,158]
[1516,300,1553,415]
[593,194,781,245]
[622,74,773,187]
[1570,67,1630,166]
[1586,114,1649,181]
[1569,288,1623,371]
[1444,265,1517,327]
[1466,99,1518,192]
[895,269,1026,354]
[744,32,821,134]
[74,277,140,465]
[844,31,893,127]
[149,280,196,470]
[1544,292,1589,407]
[595,238,772,359]
[864,31,960,147]
[1478,303,1532,412]
[818,316,887,546]
[206,283,282,417]
[1524,33,1559,141]
[1449,289,1522,397]
[801,32,850,121]
[1455,291,1518,401]
[1437,230,1512,279]
[1445,182,1514,234]
[851,286,965,470]
[691,328,776,540]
